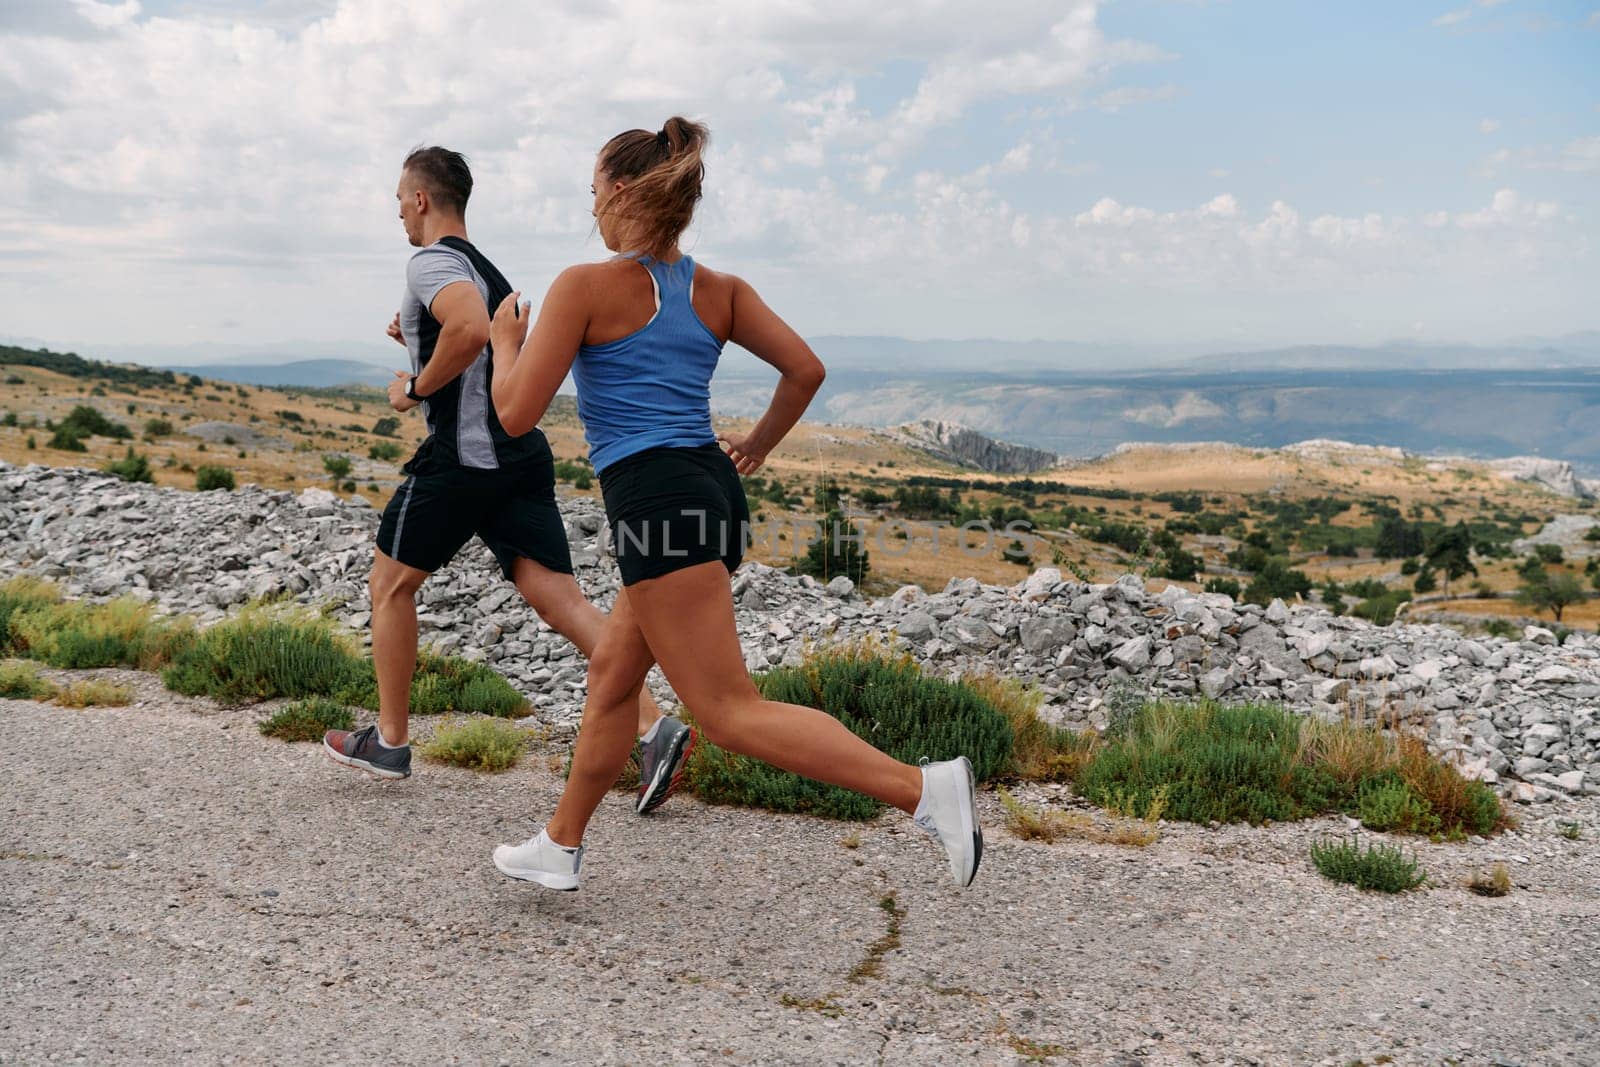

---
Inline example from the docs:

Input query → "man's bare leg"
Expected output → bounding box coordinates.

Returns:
[369,549,430,746]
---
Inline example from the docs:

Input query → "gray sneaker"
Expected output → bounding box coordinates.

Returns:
[323,724,412,780]
[635,716,696,815]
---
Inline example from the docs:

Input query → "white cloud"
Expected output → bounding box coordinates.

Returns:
[1554,135,1600,173]
[1587,10,1600,28]
[1433,8,1473,27]
[1451,188,1559,229]
[71,0,141,29]
[0,0,1588,349]
[1094,85,1180,112]
[1479,117,1500,133]
[996,141,1034,175]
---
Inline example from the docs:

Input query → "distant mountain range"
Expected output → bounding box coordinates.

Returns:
[160,359,398,389]
[8,332,1600,473]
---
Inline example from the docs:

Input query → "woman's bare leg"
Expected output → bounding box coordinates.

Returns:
[625,561,923,815]
[510,557,664,737]
[544,589,656,847]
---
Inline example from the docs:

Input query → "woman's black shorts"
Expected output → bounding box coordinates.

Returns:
[599,443,750,587]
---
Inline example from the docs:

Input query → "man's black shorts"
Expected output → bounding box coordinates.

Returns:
[599,442,749,587]
[375,434,573,580]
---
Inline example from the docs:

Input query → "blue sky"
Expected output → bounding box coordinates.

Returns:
[0,0,1594,359]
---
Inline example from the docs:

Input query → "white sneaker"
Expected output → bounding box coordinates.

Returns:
[912,756,983,888]
[493,828,583,891]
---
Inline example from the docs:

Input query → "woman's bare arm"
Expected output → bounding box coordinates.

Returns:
[719,276,825,474]
[488,267,591,437]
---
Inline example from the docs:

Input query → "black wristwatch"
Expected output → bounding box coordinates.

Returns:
[403,375,428,401]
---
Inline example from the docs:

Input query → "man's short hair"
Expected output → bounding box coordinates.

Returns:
[403,146,472,214]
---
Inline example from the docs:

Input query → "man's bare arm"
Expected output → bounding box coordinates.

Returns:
[412,280,490,396]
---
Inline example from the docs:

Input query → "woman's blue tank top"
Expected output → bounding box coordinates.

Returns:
[572,254,725,474]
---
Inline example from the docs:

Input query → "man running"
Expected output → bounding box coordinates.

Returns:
[323,146,694,815]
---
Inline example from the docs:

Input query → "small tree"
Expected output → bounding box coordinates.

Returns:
[105,447,154,484]
[1519,572,1585,623]
[1423,522,1476,598]
[1532,543,1564,565]
[196,466,235,491]
[1242,559,1312,605]
[48,425,87,452]
[1374,516,1424,559]
[371,416,401,437]
[322,454,352,482]
[1412,568,1437,594]
[1155,547,1201,583]
[795,507,870,586]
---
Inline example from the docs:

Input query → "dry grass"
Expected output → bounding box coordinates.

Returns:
[1007,1033,1067,1062]
[54,679,132,707]
[776,993,845,1018]
[998,788,1163,848]
[963,671,1098,782]
[1468,862,1513,897]
[1299,711,1508,837]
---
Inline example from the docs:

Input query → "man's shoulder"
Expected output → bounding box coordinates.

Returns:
[408,241,473,270]
[406,242,482,303]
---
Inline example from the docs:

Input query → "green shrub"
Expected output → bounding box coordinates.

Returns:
[1310,835,1427,893]
[5,594,189,670]
[1356,774,1436,834]
[48,425,87,451]
[0,577,62,650]
[195,465,235,491]
[420,718,529,772]
[1075,700,1326,825]
[105,447,154,484]
[259,698,353,742]
[162,611,370,704]
[0,661,55,700]
[59,404,131,440]
[143,418,174,438]
[368,441,403,462]
[1073,699,1504,838]
[346,650,529,717]
[685,644,1013,821]
[553,459,594,484]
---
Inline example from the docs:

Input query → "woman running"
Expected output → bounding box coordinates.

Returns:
[485,117,981,891]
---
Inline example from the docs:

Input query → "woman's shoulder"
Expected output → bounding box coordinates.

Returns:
[688,260,743,296]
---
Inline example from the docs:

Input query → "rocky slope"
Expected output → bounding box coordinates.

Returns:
[2,461,1595,800]
[884,419,1062,474]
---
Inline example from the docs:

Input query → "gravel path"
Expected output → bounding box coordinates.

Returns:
[3,670,1598,1066]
